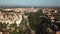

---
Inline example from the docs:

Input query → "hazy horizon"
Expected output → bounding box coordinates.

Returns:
[0,0,60,7]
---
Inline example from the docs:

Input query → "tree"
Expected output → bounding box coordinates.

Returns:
[28,10,55,34]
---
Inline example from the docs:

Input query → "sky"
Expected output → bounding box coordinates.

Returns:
[0,0,60,7]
